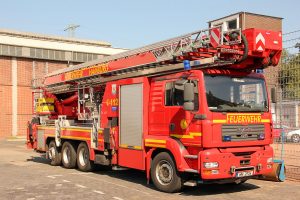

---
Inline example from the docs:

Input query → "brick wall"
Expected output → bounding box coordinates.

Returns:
[243,13,282,32]
[0,56,68,138]
[0,57,12,139]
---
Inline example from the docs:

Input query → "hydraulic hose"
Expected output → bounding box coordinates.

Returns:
[236,33,249,63]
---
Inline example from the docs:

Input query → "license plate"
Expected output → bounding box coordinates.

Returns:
[236,171,253,177]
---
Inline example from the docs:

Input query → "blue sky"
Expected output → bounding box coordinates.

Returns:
[0,0,299,49]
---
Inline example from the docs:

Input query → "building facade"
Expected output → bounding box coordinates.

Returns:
[0,29,126,138]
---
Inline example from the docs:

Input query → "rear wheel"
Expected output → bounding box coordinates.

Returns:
[77,142,94,172]
[291,134,300,143]
[151,152,182,193]
[48,140,61,166]
[61,141,77,168]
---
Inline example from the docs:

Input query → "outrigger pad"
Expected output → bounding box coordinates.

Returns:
[274,159,286,182]
[260,159,286,182]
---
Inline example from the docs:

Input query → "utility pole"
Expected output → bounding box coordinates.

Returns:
[64,24,80,37]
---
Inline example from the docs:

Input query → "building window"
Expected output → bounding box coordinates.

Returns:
[227,19,237,30]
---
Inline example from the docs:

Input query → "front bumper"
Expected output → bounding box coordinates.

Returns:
[199,146,273,180]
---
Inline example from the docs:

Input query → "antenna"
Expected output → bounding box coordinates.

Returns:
[64,24,80,37]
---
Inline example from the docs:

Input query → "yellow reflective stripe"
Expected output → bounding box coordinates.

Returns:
[227,113,261,116]
[120,144,142,150]
[144,139,166,144]
[61,128,103,133]
[213,120,226,124]
[44,134,104,143]
[37,126,103,134]
[120,144,128,148]
[145,143,166,148]
[189,132,202,136]
[261,119,270,123]
[170,134,194,139]
[37,126,55,130]
[61,135,89,140]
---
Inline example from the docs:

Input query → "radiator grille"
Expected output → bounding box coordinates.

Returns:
[222,124,265,141]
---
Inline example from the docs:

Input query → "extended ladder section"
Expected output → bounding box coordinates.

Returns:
[43,27,282,94]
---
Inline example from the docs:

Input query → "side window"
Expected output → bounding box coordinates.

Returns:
[165,82,174,106]
[165,80,199,110]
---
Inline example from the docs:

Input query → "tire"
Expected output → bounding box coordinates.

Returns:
[61,141,77,169]
[291,134,300,143]
[77,142,94,172]
[48,140,62,166]
[151,152,182,193]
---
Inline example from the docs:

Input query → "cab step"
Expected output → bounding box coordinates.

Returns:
[184,155,198,159]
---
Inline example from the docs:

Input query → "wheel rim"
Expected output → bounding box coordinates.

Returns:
[63,146,70,164]
[155,160,173,185]
[293,135,300,143]
[78,148,88,167]
[49,146,56,160]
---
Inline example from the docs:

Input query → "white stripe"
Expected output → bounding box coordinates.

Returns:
[74,173,150,195]
[256,32,265,45]
[93,190,105,194]
[75,184,87,188]
[211,30,220,44]
[113,197,124,200]
[257,46,264,51]
[46,175,62,179]
[63,180,70,183]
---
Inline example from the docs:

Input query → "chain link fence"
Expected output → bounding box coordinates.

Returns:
[266,29,300,181]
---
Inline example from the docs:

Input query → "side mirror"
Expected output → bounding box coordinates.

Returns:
[271,88,277,103]
[183,82,195,111]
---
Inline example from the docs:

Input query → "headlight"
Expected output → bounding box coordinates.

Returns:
[204,162,219,168]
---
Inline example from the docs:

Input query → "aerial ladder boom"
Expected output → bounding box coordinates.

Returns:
[43,27,282,94]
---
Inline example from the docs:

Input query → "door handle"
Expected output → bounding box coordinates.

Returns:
[169,123,175,131]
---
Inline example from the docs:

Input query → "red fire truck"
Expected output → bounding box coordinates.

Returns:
[27,25,282,192]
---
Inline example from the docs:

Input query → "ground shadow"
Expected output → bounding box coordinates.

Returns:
[26,154,50,165]
[27,155,260,195]
[93,168,260,195]
[179,182,259,196]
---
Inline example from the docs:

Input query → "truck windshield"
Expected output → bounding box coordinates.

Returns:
[204,74,268,112]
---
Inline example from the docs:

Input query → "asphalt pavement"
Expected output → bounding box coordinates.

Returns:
[0,140,299,200]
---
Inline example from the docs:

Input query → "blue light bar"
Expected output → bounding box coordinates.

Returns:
[183,60,191,70]
[256,69,264,74]
[223,135,231,142]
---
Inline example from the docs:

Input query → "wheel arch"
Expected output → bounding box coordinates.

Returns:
[145,137,191,182]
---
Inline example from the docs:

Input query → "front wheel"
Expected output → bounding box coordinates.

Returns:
[77,142,94,172]
[151,152,182,193]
